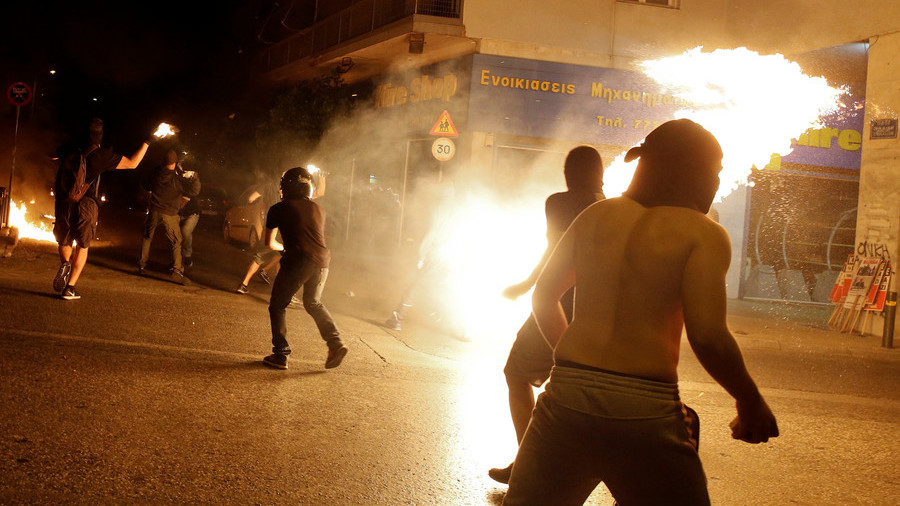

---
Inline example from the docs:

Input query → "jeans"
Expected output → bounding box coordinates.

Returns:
[268,257,341,355]
[139,211,183,271]
[179,213,199,259]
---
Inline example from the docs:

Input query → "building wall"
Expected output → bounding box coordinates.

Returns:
[464,0,899,67]
[726,0,900,54]
[856,31,900,337]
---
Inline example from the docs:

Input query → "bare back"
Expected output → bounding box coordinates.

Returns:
[547,196,732,383]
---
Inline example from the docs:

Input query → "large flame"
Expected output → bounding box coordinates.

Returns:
[8,201,56,242]
[603,47,847,201]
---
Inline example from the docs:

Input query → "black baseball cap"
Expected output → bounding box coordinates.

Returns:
[624,119,722,165]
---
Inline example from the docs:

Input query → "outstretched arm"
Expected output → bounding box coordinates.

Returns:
[503,229,563,300]
[683,225,779,444]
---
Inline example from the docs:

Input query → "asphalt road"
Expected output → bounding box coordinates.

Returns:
[1,206,899,505]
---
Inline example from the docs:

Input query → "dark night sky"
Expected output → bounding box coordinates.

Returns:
[0,0,273,146]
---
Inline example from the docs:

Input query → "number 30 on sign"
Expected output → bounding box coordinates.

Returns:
[432,137,456,161]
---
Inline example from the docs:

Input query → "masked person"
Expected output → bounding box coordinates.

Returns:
[137,149,200,285]
[489,146,605,484]
[52,117,151,300]
[262,167,347,370]
[503,120,779,505]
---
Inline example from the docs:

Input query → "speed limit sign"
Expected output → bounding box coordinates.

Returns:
[432,137,455,162]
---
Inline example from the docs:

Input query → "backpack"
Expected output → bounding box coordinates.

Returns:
[61,146,99,203]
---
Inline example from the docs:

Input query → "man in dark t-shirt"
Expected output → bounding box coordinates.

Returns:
[488,146,605,484]
[261,167,347,370]
[137,149,200,284]
[52,117,151,300]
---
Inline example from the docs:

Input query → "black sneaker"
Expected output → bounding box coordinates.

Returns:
[60,285,81,301]
[136,266,146,276]
[258,269,271,285]
[325,345,348,369]
[263,354,288,370]
[488,463,513,484]
[235,284,249,294]
[53,262,72,292]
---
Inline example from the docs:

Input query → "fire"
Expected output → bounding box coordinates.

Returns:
[603,47,846,200]
[153,122,177,139]
[432,191,548,340]
[8,201,56,243]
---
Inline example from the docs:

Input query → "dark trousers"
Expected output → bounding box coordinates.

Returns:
[268,256,341,355]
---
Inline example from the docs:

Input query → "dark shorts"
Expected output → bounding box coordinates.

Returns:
[251,241,279,265]
[504,315,555,387]
[53,198,98,248]
[503,288,575,387]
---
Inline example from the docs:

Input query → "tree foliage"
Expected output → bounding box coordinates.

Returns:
[256,67,362,169]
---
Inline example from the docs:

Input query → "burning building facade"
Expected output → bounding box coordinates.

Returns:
[254,0,899,337]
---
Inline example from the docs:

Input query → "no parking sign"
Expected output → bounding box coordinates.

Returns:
[7,82,32,107]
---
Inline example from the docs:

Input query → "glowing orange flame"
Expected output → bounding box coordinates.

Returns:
[8,201,55,242]
[153,122,176,139]
[603,47,847,201]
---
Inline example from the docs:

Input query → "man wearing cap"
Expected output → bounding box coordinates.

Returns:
[502,119,779,505]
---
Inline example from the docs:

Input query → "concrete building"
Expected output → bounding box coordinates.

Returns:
[258,0,899,338]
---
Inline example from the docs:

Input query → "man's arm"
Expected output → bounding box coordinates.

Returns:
[503,229,563,300]
[531,226,576,349]
[265,227,284,252]
[682,224,779,444]
[116,142,150,169]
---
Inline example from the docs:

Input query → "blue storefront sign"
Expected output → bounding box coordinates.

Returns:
[468,54,863,172]
[468,54,681,148]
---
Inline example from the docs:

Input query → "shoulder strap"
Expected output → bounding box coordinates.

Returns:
[82,145,101,198]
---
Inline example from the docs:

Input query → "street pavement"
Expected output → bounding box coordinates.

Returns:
[1,207,899,505]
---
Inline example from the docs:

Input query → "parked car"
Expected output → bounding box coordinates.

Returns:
[223,186,266,247]
[196,185,230,217]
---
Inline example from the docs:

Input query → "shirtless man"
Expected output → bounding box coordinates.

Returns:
[502,119,779,505]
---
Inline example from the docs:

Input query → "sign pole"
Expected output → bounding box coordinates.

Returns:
[5,82,32,227]
[5,105,20,226]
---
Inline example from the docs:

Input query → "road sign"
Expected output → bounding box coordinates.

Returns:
[7,82,32,107]
[432,137,456,162]
[429,110,459,137]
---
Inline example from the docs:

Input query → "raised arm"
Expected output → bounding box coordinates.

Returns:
[531,226,576,349]
[682,224,779,443]
[116,142,150,169]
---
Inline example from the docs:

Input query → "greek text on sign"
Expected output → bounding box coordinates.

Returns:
[432,137,455,162]
[430,110,459,137]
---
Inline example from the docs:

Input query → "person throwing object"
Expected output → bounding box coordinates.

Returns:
[503,119,779,505]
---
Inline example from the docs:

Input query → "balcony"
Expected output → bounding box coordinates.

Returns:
[262,0,470,84]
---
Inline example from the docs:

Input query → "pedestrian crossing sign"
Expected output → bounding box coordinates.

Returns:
[430,110,459,137]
